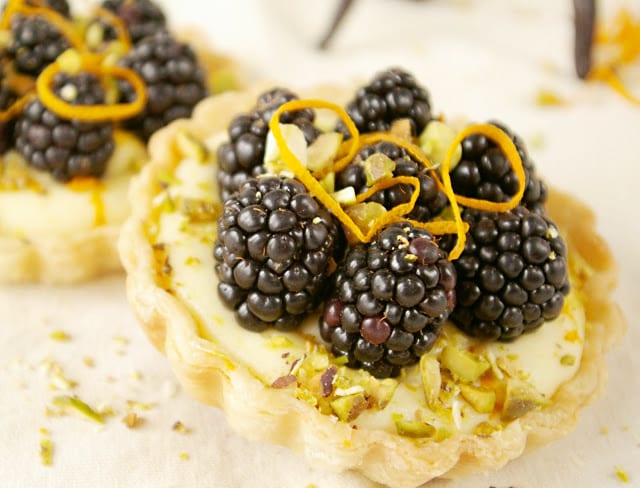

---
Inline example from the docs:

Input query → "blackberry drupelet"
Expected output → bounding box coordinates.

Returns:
[216,88,319,202]
[342,67,433,136]
[101,0,166,44]
[6,14,71,76]
[451,121,547,214]
[319,223,456,378]
[118,30,207,141]
[214,176,342,332]
[448,207,569,341]
[336,140,448,222]
[14,72,114,181]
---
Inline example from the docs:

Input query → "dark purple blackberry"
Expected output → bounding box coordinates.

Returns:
[451,121,547,214]
[214,176,342,332]
[335,140,448,222]
[0,66,18,153]
[448,207,569,341]
[342,67,433,136]
[14,72,114,181]
[216,88,320,202]
[118,30,208,141]
[6,14,71,76]
[101,0,166,44]
[320,223,456,378]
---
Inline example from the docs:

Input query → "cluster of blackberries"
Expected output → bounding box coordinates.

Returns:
[211,69,569,379]
[0,0,208,181]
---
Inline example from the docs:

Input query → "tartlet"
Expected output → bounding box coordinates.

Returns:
[120,84,625,487]
[0,0,238,284]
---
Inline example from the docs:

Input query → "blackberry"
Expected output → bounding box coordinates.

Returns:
[216,88,320,202]
[118,30,207,141]
[336,140,448,222]
[14,72,114,181]
[0,66,18,153]
[101,0,166,44]
[319,223,456,378]
[448,207,569,341]
[451,121,547,214]
[214,176,342,332]
[6,14,71,76]
[342,67,433,136]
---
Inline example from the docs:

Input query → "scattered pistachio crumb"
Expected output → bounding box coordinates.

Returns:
[535,89,567,107]
[560,354,576,366]
[172,421,190,434]
[49,330,71,342]
[129,370,143,381]
[126,400,155,412]
[615,465,630,483]
[49,371,77,391]
[52,396,104,424]
[39,438,53,466]
[82,356,95,368]
[179,452,190,461]
[122,412,144,429]
[113,336,129,346]
[601,426,609,435]
[40,427,49,436]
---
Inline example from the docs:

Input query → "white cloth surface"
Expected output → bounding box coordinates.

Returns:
[1,0,640,487]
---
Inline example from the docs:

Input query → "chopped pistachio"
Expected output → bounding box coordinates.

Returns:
[393,415,436,438]
[271,374,297,389]
[179,452,190,461]
[113,336,129,346]
[363,153,396,186]
[266,335,295,349]
[264,124,308,173]
[459,383,496,413]
[319,171,335,193]
[330,392,368,422]
[49,371,77,391]
[535,89,566,107]
[39,438,53,467]
[180,197,219,222]
[615,465,630,483]
[172,421,191,434]
[560,354,576,366]
[473,421,502,437]
[501,379,546,421]
[176,130,208,163]
[419,121,462,170]
[82,356,95,368]
[122,412,144,429]
[307,132,343,172]
[126,400,155,412]
[440,346,490,383]
[49,330,71,342]
[52,396,104,424]
[320,366,338,397]
[419,355,441,407]
[346,202,387,234]
[331,186,357,206]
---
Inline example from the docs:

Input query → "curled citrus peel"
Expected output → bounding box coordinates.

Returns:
[0,0,84,49]
[589,8,640,105]
[269,100,527,262]
[36,54,147,121]
[0,92,32,122]
[91,7,132,51]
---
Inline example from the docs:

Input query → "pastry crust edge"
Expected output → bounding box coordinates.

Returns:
[119,88,627,488]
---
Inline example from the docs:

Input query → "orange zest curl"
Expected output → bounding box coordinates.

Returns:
[91,7,132,51]
[0,92,32,122]
[36,55,147,121]
[0,0,84,49]
[588,8,640,106]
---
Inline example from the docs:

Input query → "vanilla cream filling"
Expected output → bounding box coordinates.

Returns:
[154,144,585,435]
[0,132,146,239]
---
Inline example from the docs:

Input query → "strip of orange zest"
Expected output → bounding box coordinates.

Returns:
[36,58,147,121]
[0,92,33,122]
[0,1,84,49]
[451,124,526,213]
[66,177,106,226]
[93,7,132,51]
[588,66,640,105]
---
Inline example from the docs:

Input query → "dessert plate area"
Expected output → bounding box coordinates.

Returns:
[1,0,639,487]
